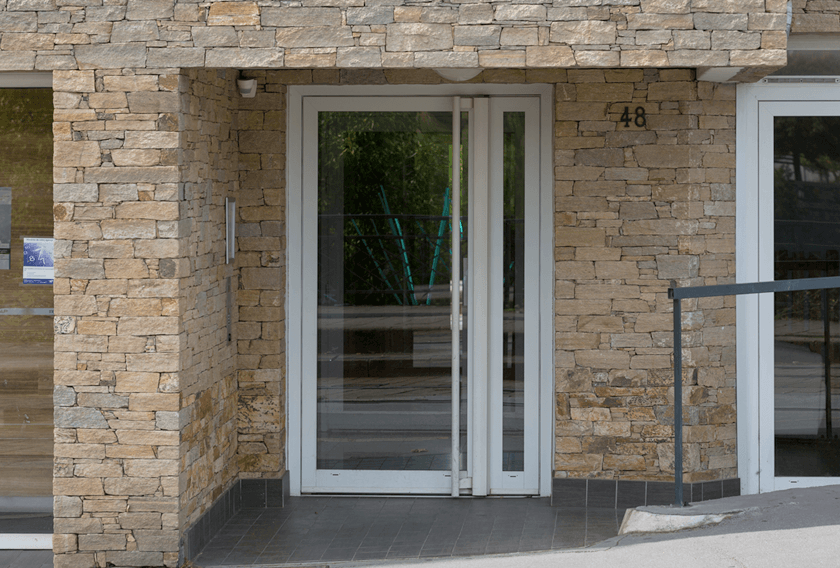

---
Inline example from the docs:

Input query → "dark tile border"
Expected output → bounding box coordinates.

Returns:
[183,471,289,562]
[552,477,740,509]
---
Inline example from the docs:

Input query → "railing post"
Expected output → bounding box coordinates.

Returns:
[670,280,684,507]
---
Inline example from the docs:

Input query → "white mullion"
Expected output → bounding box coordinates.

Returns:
[451,96,462,498]
[471,97,490,497]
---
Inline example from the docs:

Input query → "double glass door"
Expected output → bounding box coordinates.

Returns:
[299,95,541,495]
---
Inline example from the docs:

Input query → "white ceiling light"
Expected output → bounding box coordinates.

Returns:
[433,68,482,82]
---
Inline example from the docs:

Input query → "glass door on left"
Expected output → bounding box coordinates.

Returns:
[0,88,54,523]
[301,98,468,493]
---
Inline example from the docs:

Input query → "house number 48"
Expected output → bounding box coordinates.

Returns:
[620,106,646,128]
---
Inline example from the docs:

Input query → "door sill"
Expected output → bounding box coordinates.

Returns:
[0,534,52,549]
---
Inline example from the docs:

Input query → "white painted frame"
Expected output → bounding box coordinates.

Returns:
[287,84,554,497]
[737,81,840,494]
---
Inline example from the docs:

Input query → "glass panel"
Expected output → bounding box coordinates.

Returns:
[773,116,840,477]
[502,112,525,471]
[0,89,54,500]
[317,110,468,471]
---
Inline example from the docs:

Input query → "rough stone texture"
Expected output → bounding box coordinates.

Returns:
[551,68,736,484]
[51,68,238,568]
[0,0,797,76]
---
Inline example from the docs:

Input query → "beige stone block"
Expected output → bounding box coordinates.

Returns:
[579,316,624,333]
[53,70,95,92]
[593,421,632,436]
[501,27,537,46]
[133,239,180,259]
[88,241,134,259]
[386,23,453,51]
[494,4,545,21]
[106,445,157,459]
[103,75,159,92]
[634,313,672,333]
[76,320,117,336]
[555,227,606,247]
[595,261,639,280]
[792,13,840,33]
[603,454,646,470]
[54,141,101,168]
[125,353,178,373]
[115,372,161,393]
[554,453,602,472]
[478,50,525,67]
[54,295,98,316]
[526,45,575,67]
[55,477,104,496]
[101,220,157,240]
[53,534,78,554]
[117,317,179,336]
[555,332,599,350]
[115,202,179,221]
[1,32,54,51]
[627,13,693,30]
[55,258,105,280]
[104,478,160,496]
[85,166,180,184]
[124,459,179,478]
[111,149,161,167]
[555,299,611,315]
[127,279,179,298]
[124,131,179,149]
[104,259,150,279]
[575,349,631,368]
[116,430,179,446]
[209,1,260,26]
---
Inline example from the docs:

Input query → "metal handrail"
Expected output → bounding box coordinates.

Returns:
[668,275,840,507]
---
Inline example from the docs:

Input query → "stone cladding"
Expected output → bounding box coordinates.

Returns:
[551,68,736,483]
[792,0,840,32]
[0,0,788,78]
[51,67,241,568]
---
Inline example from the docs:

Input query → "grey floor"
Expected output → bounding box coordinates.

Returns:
[195,496,625,566]
[0,550,52,568]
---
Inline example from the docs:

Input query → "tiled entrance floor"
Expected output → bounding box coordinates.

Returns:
[194,497,625,566]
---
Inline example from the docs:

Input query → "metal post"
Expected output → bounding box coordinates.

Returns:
[823,289,833,439]
[671,281,684,507]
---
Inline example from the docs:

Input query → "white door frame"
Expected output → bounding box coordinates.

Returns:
[286,84,554,497]
[736,81,840,494]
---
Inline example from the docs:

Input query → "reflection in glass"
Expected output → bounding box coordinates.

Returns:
[0,89,54,500]
[502,112,526,471]
[773,116,840,477]
[317,111,468,471]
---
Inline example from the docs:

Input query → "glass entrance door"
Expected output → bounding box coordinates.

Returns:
[756,100,840,491]
[298,95,541,495]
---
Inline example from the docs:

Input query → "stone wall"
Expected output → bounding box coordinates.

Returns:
[0,1,786,76]
[52,68,186,568]
[235,71,286,481]
[51,67,242,568]
[552,68,736,483]
[178,68,239,532]
[793,0,840,32]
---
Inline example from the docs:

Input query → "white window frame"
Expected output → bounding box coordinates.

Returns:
[286,84,554,497]
[737,81,840,494]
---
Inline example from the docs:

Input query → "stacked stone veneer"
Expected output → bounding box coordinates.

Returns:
[0,0,788,77]
[552,68,736,482]
[793,0,840,32]
[52,67,243,567]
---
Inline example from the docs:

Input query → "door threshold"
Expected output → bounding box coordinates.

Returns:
[0,534,52,549]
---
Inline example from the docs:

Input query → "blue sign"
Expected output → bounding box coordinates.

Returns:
[23,237,54,285]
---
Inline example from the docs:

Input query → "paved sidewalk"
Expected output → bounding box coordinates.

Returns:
[208,484,840,568]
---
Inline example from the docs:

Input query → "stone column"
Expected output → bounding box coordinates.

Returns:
[53,68,183,568]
